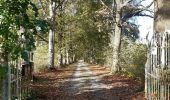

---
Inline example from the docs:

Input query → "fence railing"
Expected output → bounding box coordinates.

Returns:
[145,32,170,100]
[9,52,34,100]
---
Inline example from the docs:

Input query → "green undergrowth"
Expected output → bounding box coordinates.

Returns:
[104,38,147,82]
[34,44,62,72]
[119,39,147,81]
[34,44,48,72]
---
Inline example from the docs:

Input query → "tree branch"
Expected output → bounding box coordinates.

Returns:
[35,33,49,43]
[136,13,154,18]
[98,0,112,12]
[121,0,154,20]
[122,10,153,21]
[136,0,154,13]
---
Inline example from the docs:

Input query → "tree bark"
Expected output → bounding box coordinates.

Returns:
[154,0,170,34]
[111,0,122,73]
[57,50,61,68]
[57,32,63,67]
[2,51,10,100]
[66,46,69,64]
[48,30,55,69]
[48,1,55,69]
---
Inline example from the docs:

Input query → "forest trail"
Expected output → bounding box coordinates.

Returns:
[32,62,144,100]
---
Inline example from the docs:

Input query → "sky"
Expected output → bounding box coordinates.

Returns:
[137,16,153,40]
[136,0,154,41]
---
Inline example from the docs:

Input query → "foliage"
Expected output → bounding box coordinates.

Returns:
[32,0,144,70]
[34,45,48,72]
[119,38,147,80]
[0,0,46,60]
[35,18,50,34]
[103,46,113,67]
[122,20,140,41]
[73,0,110,63]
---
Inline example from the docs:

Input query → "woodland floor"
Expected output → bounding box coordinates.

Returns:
[31,62,145,100]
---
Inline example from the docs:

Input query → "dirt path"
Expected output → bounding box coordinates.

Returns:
[70,62,108,94]
[31,62,144,100]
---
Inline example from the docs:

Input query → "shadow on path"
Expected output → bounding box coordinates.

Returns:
[31,63,143,100]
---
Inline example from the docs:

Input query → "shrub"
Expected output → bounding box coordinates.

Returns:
[33,44,60,72]
[33,45,48,72]
[119,39,147,81]
[104,46,113,68]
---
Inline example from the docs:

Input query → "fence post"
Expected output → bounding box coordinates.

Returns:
[160,85,165,100]
[8,62,11,100]
[16,60,19,99]
[145,50,150,99]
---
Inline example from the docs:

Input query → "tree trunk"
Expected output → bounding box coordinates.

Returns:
[58,2,64,67]
[66,47,69,64]
[57,50,61,68]
[2,51,10,100]
[48,1,55,69]
[48,30,55,69]
[154,0,170,34]
[111,0,121,73]
[60,53,63,66]
[57,32,63,67]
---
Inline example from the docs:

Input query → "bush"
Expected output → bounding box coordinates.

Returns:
[119,39,147,81]
[104,46,113,68]
[34,44,60,72]
[33,45,48,72]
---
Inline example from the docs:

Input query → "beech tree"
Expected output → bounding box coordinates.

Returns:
[48,0,56,69]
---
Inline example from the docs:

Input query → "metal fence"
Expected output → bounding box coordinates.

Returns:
[145,32,170,100]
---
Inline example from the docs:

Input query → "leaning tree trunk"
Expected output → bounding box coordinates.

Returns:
[154,0,170,34]
[48,1,55,69]
[111,0,121,73]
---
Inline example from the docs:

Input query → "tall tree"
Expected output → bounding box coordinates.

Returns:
[48,0,56,69]
[97,0,153,73]
[111,0,122,73]
[57,0,65,67]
